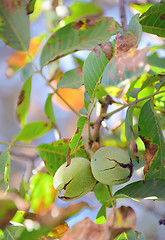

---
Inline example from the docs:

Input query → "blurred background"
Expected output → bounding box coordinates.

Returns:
[0,0,165,239]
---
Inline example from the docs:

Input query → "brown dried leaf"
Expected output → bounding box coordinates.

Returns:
[60,206,136,240]
[115,32,137,55]
[60,217,110,240]
[108,206,136,240]
[93,42,113,60]
[140,136,158,175]
[109,47,149,81]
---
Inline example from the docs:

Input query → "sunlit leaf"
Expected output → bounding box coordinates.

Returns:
[16,77,32,127]
[0,149,10,192]
[40,17,118,67]
[138,100,165,178]
[29,173,57,213]
[129,3,153,14]
[63,1,103,25]
[69,116,87,154]
[0,1,30,50]
[14,121,53,143]
[83,42,112,100]
[139,2,165,37]
[95,203,107,224]
[114,230,146,240]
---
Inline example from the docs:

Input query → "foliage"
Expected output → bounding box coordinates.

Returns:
[0,0,165,239]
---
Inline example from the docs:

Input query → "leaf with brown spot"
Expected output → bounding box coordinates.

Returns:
[40,17,118,67]
[115,32,137,55]
[138,100,165,179]
[115,179,165,200]
[69,116,87,155]
[61,217,110,240]
[37,139,89,175]
[29,173,57,213]
[0,0,30,50]
[16,77,32,127]
[102,47,149,86]
[14,121,53,143]
[108,206,136,240]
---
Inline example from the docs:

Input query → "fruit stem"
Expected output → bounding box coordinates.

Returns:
[107,185,116,207]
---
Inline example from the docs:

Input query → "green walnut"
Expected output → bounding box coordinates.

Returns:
[91,146,133,185]
[53,157,97,201]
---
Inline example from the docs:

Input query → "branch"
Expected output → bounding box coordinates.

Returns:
[102,90,165,119]
[87,95,113,149]
[119,0,127,31]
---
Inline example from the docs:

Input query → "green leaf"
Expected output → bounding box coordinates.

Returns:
[16,77,32,127]
[2,226,24,240]
[40,17,118,67]
[69,116,87,154]
[15,121,53,143]
[26,0,36,14]
[128,14,142,45]
[95,84,108,100]
[84,91,91,111]
[114,230,146,240]
[139,2,165,37]
[79,107,88,115]
[0,199,17,229]
[94,182,109,204]
[125,106,137,162]
[37,139,88,175]
[63,1,103,25]
[115,179,165,200]
[129,3,153,14]
[21,62,34,80]
[57,68,83,89]
[29,173,56,213]
[83,43,112,100]
[140,75,161,92]
[0,149,10,192]
[138,100,165,179]
[95,203,107,224]
[0,1,30,50]
[45,94,57,127]
[148,54,165,69]
[19,177,28,199]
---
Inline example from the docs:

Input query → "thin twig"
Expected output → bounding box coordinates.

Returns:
[102,90,165,119]
[119,0,127,31]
